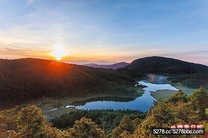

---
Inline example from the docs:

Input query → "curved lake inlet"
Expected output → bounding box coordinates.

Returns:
[65,75,178,112]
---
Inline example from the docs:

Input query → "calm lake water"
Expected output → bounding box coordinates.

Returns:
[65,74,178,112]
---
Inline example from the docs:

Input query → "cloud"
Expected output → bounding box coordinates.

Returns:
[156,50,208,65]
[161,50,208,57]
[63,59,114,65]
[0,34,52,60]
[27,0,34,5]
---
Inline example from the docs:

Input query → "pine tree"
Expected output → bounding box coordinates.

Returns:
[17,105,46,138]
[112,115,134,138]
[69,117,104,138]
[168,90,188,103]
[190,87,208,120]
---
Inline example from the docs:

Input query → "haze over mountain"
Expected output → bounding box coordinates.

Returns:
[84,62,129,70]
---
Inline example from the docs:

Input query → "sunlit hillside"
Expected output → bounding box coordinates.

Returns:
[0,58,139,108]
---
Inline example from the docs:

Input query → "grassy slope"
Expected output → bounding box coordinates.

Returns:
[151,77,199,101]
[150,90,178,101]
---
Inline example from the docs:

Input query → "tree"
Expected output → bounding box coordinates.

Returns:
[132,118,141,128]
[119,131,131,138]
[135,101,176,137]
[112,115,134,138]
[69,117,104,138]
[206,108,208,117]
[17,105,46,138]
[41,124,71,138]
[0,130,18,138]
[190,87,208,120]
[168,90,188,103]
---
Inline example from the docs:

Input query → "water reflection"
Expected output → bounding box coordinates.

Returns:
[70,96,135,106]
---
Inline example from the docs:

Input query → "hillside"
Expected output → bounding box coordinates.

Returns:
[169,73,208,89]
[84,62,129,70]
[0,58,136,108]
[116,56,208,88]
[126,56,208,74]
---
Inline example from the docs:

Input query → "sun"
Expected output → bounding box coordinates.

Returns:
[51,44,67,60]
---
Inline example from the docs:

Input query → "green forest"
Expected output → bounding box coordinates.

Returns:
[0,59,139,108]
[1,87,207,138]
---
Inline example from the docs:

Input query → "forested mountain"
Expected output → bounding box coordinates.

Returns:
[1,57,208,109]
[116,56,208,88]
[0,58,136,108]
[84,62,129,70]
[0,58,208,137]
[126,56,208,74]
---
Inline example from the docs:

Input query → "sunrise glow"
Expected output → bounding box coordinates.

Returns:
[0,1,208,65]
[51,44,67,60]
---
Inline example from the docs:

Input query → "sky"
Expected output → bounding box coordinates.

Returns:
[0,0,208,65]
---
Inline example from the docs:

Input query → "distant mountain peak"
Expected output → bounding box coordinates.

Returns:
[84,62,129,70]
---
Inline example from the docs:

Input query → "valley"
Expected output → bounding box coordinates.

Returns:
[1,1,208,137]
[0,57,206,115]
[0,57,207,137]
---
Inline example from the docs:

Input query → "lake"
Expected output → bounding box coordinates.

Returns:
[65,74,178,112]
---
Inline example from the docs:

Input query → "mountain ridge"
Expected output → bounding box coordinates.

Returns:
[84,62,129,70]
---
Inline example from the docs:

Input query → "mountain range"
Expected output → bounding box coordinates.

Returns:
[83,62,129,70]
[1,56,208,108]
